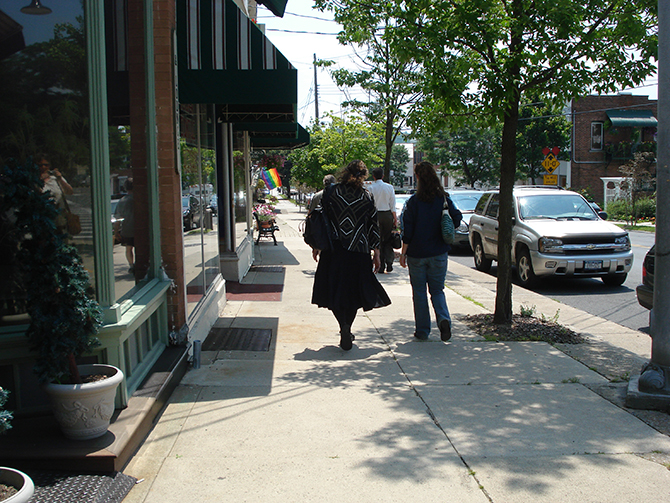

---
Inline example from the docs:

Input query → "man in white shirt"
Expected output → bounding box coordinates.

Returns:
[367,168,397,273]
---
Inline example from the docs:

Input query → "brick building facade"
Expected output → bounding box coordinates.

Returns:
[570,94,657,204]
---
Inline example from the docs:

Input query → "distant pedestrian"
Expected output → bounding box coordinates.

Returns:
[311,160,391,350]
[308,174,336,214]
[366,167,397,273]
[399,161,462,341]
[114,179,135,274]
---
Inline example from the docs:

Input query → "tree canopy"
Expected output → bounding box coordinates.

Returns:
[418,123,502,188]
[319,0,657,323]
[289,112,384,189]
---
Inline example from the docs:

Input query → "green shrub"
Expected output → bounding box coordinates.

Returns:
[606,199,631,220]
[606,197,656,221]
[633,196,656,220]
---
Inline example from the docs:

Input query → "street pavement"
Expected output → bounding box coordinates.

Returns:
[123,198,670,503]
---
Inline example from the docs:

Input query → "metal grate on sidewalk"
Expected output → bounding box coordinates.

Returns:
[202,327,272,351]
[26,471,136,503]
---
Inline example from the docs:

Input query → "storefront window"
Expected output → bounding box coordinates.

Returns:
[180,104,219,315]
[0,1,94,322]
[233,150,249,247]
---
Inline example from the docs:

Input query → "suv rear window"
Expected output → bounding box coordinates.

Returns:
[475,193,491,214]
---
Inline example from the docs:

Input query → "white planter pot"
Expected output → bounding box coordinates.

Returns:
[0,467,34,503]
[43,364,124,441]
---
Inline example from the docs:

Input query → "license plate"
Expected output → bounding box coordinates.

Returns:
[584,260,602,270]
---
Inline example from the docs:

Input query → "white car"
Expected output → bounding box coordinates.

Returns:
[468,187,633,288]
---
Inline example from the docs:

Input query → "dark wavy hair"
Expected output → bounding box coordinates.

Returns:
[414,161,445,202]
[339,160,368,189]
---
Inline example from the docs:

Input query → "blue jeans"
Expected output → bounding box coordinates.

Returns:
[407,253,450,338]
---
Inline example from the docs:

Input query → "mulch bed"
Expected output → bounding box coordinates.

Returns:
[462,313,587,344]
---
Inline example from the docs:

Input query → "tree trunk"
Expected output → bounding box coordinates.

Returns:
[494,98,520,324]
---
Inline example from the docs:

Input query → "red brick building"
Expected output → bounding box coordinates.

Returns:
[570,94,657,204]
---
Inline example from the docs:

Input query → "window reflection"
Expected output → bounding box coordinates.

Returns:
[180,104,219,316]
[0,1,94,322]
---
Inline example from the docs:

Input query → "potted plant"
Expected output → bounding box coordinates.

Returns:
[0,159,123,440]
[0,388,35,503]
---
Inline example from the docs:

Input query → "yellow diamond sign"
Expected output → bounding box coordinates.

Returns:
[542,153,560,174]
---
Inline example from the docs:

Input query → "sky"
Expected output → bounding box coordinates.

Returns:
[257,2,658,128]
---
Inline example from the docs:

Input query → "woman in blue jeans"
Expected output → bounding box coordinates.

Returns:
[399,161,462,341]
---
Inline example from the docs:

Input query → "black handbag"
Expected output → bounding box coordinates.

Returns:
[303,186,335,250]
[391,230,402,249]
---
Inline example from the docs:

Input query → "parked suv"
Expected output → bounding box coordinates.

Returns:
[468,187,633,288]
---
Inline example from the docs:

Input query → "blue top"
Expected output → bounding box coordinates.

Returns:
[402,193,462,258]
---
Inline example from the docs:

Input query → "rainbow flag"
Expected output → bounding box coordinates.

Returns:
[260,168,282,189]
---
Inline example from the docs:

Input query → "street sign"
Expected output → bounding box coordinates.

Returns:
[542,153,560,174]
[543,174,558,185]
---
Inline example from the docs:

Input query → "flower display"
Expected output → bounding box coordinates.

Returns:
[254,203,275,222]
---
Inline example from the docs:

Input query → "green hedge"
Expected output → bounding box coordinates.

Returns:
[607,197,656,221]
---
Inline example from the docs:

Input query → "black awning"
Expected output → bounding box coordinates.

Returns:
[233,122,309,150]
[177,0,297,122]
[256,0,288,17]
[0,8,25,61]
[606,110,658,128]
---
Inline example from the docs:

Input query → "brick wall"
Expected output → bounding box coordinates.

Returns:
[128,0,186,332]
[571,95,657,203]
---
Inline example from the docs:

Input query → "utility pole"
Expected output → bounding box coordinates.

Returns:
[626,0,670,409]
[313,53,319,121]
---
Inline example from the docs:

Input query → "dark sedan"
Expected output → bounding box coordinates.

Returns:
[636,244,654,310]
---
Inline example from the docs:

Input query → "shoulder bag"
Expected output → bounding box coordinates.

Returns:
[303,185,335,250]
[441,196,455,245]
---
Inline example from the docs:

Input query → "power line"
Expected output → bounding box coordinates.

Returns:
[265,28,340,35]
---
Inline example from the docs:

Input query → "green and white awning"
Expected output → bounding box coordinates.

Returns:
[177,0,297,121]
[606,110,658,128]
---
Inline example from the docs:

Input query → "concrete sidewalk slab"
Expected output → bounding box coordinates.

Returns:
[468,454,670,503]
[392,342,608,385]
[417,383,670,457]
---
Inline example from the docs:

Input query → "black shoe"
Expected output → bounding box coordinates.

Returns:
[377,268,385,274]
[340,331,353,350]
[386,264,393,272]
[439,319,452,342]
[414,332,429,341]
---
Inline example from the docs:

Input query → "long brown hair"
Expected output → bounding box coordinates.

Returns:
[339,160,368,189]
[414,161,445,202]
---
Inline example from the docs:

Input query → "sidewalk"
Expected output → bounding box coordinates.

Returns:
[123,198,670,502]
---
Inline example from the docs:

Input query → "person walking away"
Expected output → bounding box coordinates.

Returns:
[311,160,391,350]
[115,179,135,274]
[399,161,462,341]
[308,174,336,214]
[366,167,397,273]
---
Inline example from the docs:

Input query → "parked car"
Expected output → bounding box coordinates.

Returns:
[468,186,633,288]
[636,244,654,310]
[395,193,412,216]
[182,195,202,231]
[446,189,482,250]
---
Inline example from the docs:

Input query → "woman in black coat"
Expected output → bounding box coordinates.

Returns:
[311,160,391,350]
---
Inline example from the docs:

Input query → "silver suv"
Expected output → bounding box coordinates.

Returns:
[468,187,633,288]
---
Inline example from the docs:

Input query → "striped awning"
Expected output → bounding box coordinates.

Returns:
[606,110,658,128]
[178,0,297,121]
